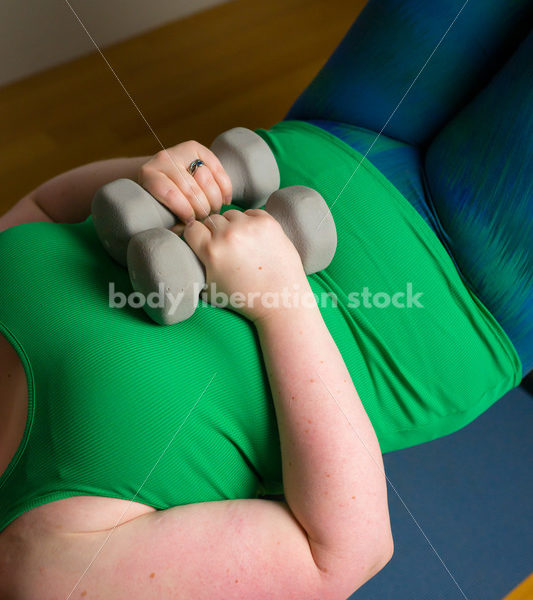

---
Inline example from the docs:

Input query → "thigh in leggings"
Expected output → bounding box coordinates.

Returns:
[425,29,533,374]
[285,0,533,146]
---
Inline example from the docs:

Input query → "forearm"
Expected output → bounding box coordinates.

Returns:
[30,156,150,223]
[255,295,392,574]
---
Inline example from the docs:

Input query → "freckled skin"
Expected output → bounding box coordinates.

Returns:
[149,572,155,579]
[310,378,315,382]
[258,266,262,270]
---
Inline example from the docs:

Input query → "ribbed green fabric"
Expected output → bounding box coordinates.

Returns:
[0,120,521,533]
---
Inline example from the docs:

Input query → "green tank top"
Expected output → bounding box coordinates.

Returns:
[0,120,521,533]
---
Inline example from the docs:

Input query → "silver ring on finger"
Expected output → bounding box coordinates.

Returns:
[187,159,206,177]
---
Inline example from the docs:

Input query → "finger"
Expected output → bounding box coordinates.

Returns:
[244,208,268,218]
[194,143,233,204]
[221,208,248,223]
[170,222,186,237]
[162,165,213,221]
[202,212,228,234]
[139,168,195,224]
[192,165,224,214]
[182,220,211,265]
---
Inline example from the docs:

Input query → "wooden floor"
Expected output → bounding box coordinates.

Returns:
[0,0,366,214]
[503,573,533,600]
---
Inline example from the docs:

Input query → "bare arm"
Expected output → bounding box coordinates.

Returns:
[0,140,232,232]
[255,302,393,581]
[185,209,393,593]
[0,156,149,232]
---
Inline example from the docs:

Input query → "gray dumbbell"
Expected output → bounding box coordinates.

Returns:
[127,185,337,325]
[91,127,280,266]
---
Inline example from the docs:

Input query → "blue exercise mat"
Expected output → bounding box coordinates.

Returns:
[350,384,533,599]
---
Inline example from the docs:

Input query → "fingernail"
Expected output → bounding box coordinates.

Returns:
[224,195,232,205]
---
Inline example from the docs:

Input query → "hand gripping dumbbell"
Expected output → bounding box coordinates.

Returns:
[126,185,337,324]
[91,127,281,267]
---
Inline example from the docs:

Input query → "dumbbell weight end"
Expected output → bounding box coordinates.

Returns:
[127,228,205,325]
